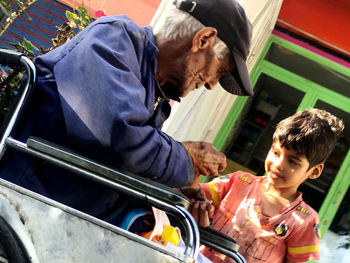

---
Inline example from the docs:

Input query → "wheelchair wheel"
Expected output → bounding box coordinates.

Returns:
[0,242,9,263]
[0,216,30,263]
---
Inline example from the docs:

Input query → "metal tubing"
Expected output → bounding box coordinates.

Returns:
[0,56,36,157]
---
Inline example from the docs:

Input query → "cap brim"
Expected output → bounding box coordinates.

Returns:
[219,52,254,96]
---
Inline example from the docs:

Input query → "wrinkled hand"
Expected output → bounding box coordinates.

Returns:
[180,186,214,227]
[182,141,227,177]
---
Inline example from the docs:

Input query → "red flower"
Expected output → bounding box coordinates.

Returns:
[95,10,106,18]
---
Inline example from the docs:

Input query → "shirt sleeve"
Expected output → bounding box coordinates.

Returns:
[37,17,193,187]
[200,172,241,207]
[286,213,321,262]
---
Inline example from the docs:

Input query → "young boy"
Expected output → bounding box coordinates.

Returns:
[187,108,344,263]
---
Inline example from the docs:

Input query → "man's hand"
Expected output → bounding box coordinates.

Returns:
[182,141,227,177]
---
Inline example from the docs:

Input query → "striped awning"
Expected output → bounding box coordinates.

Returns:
[0,0,73,54]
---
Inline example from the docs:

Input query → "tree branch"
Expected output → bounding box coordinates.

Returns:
[0,0,37,37]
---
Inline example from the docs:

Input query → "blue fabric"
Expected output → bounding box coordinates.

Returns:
[0,16,193,223]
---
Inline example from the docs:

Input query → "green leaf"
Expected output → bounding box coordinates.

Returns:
[65,11,79,26]
[76,6,88,17]
[76,6,91,25]
[0,2,13,17]
[22,10,32,21]
[14,0,25,8]
[14,0,32,20]
[23,38,39,51]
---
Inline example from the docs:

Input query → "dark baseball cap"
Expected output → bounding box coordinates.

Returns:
[174,0,253,96]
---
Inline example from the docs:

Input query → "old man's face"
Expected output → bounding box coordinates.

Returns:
[162,48,233,99]
[157,28,234,99]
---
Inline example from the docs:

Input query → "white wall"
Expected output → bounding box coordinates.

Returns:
[151,0,284,143]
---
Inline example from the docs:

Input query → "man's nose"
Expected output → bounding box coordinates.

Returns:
[205,78,220,90]
[204,83,214,90]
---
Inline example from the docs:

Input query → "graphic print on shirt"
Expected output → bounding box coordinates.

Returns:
[314,223,321,239]
[296,205,311,215]
[238,173,252,184]
[274,223,289,237]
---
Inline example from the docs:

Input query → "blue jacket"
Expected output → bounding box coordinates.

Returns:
[0,16,193,223]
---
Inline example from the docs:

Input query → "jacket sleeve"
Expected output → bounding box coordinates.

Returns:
[286,212,320,262]
[44,17,193,187]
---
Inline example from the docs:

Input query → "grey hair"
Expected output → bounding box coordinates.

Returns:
[154,7,230,59]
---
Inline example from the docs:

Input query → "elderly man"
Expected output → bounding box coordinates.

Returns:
[0,0,253,224]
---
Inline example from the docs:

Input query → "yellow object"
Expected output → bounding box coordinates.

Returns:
[208,183,220,207]
[161,226,180,246]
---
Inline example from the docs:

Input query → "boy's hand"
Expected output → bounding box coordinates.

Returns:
[179,186,206,201]
[182,141,226,177]
[189,199,214,227]
[179,186,214,227]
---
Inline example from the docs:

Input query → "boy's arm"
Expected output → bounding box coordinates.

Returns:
[181,172,241,226]
[285,260,307,263]
[285,215,320,262]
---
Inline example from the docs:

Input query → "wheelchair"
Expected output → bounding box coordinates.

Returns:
[0,48,246,263]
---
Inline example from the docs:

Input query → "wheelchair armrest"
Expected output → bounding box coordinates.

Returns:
[25,136,189,208]
[199,227,239,256]
[5,136,200,259]
[0,48,23,66]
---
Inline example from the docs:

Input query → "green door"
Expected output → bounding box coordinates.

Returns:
[213,35,350,262]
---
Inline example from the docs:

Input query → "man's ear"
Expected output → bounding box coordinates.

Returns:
[191,27,217,53]
[308,163,324,180]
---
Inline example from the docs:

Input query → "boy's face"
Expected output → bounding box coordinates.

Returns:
[264,140,323,192]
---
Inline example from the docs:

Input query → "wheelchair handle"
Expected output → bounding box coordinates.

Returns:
[0,49,36,157]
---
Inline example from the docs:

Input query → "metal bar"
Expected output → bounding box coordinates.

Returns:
[0,55,36,158]
[200,239,245,263]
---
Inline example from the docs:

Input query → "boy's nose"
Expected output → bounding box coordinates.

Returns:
[273,156,285,170]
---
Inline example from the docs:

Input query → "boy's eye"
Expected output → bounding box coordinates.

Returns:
[288,159,299,166]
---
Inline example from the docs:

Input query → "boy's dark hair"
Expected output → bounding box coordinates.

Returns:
[273,108,344,169]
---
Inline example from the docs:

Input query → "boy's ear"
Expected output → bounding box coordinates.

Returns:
[308,163,324,180]
[191,27,217,53]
